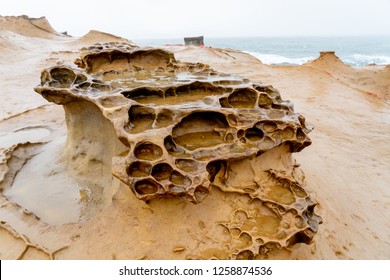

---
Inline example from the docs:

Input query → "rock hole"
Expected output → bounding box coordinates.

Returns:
[216,224,230,236]
[236,250,254,260]
[230,228,241,237]
[270,130,283,141]
[165,87,176,97]
[168,184,186,194]
[170,171,190,186]
[134,142,163,161]
[155,109,173,128]
[226,114,237,125]
[176,84,191,95]
[50,67,76,87]
[234,210,248,222]
[90,82,110,91]
[290,184,307,197]
[127,106,156,133]
[282,126,295,140]
[238,232,253,248]
[177,81,219,96]
[206,160,226,182]
[110,51,130,63]
[287,231,312,246]
[256,238,265,245]
[245,127,264,142]
[255,85,281,98]
[128,105,156,121]
[296,128,306,141]
[74,74,87,84]
[194,186,209,202]
[127,161,152,177]
[175,159,198,173]
[134,179,160,195]
[219,97,231,108]
[272,103,290,111]
[164,136,186,156]
[258,121,277,133]
[258,93,273,108]
[77,82,91,89]
[237,129,245,138]
[260,242,282,254]
[193,177,200,185]
[122,88,164,103]
[48,80,61,87]
[151,163,173,181]
[266,183,295,205]
[172,112,228,150]
[225,133,234,142]
[228,88,257,108]
[294,216,305,229]
[129,49,173,70]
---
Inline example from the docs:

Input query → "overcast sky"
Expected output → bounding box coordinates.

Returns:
[1,0,390,39]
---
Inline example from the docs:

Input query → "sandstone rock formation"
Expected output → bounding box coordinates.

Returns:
[0,15,63,39]
[305,51,390,100]
[34,42,321,259]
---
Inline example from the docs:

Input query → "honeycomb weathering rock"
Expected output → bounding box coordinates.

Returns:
[34,42,321,258]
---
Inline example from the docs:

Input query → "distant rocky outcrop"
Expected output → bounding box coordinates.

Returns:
[76,30,130,45]
[0,15,62,38]
[34,42,321,259]
[0,15,135,47]
[305,51,352,71]
[306,51,390,100]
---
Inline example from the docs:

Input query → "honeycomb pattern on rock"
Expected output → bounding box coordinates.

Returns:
[34,42,321,258]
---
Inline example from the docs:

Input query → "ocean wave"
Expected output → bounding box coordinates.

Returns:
[342,54,390,66]
[245,51,390,66]
[245,51,315,65]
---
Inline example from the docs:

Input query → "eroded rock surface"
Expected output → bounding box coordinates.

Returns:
[34,42,321,259]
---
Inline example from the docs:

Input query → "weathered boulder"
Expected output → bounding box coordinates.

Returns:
[35,42,321,259]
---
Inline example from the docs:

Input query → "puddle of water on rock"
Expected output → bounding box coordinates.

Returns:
[3,139,87,225]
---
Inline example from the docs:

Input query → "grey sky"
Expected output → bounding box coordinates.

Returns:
[1,0,390,39]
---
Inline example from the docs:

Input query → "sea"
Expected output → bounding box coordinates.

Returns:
[135,36,390,66]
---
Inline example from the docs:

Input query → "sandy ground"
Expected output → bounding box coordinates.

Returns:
[0,16,389,259]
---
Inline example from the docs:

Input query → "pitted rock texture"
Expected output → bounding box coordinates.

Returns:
[34,42,321,258]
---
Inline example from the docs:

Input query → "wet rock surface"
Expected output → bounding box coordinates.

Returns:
[34,42,321,258]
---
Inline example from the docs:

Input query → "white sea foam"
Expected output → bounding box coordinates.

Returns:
[343,54,390,66]
[245,51,390,66]
[245,51,315,65]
